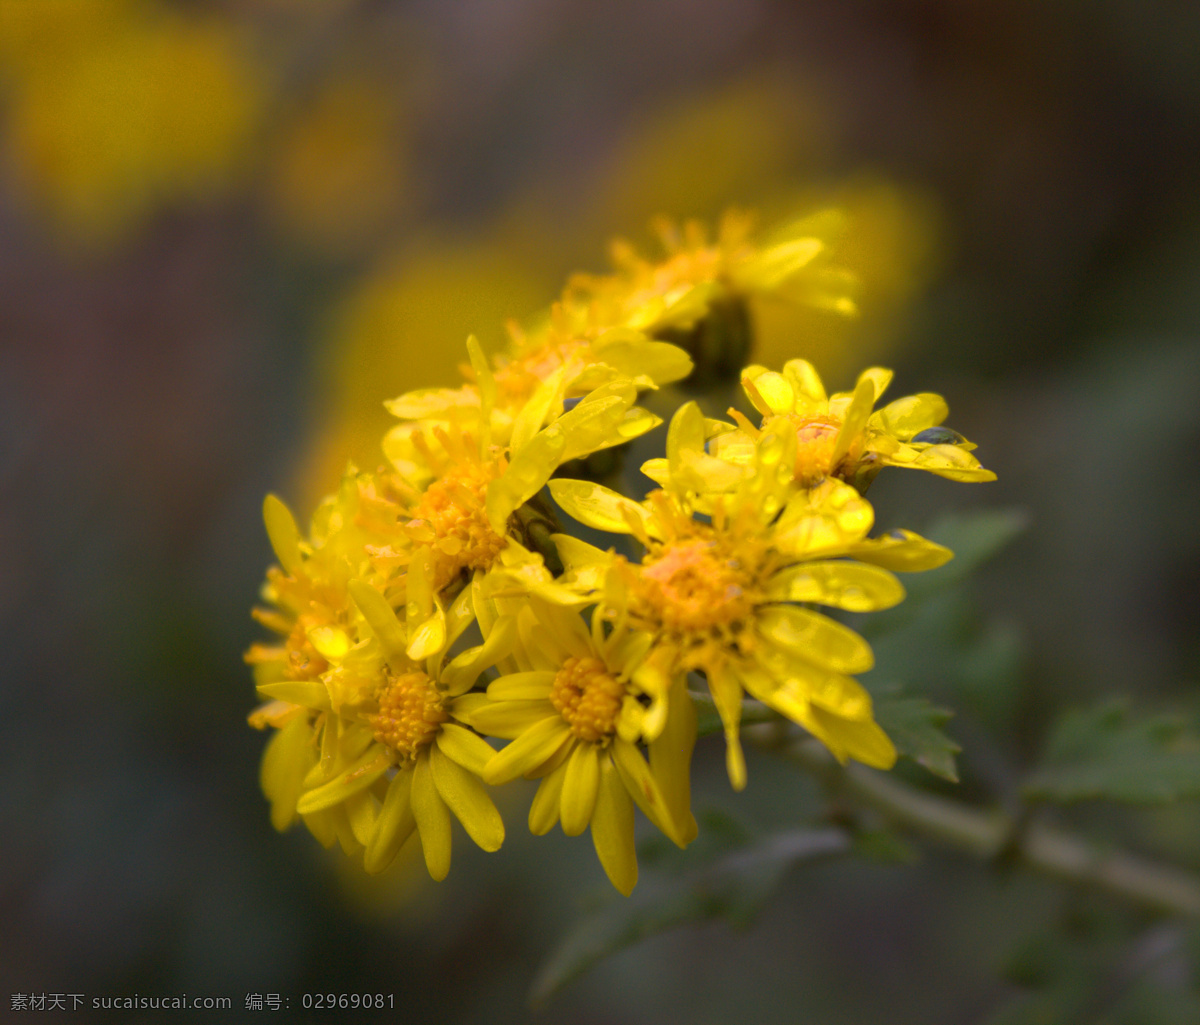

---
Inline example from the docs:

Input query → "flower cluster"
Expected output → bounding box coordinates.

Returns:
[248,213,994,895]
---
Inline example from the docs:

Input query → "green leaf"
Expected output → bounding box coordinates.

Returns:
[873,693,961,783]
[1024,701,1200,803]
[529,826,850,1007]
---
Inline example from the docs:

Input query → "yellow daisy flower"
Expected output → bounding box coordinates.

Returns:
[550,410,951,790]
[383,327,689,445]
[377,340,663,656]
[457,598,696,895]
[566,210,856,339]
[254,575,515,880]
[714,359,995,491]
[490,303,693,416]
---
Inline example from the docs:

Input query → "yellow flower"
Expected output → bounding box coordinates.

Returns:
[457,599,696,895]
[254,569,515,880]
[566,210,856,339]
[383,326,689,445]
[491,304,694,415]
[377,340,662,651]
[714,360,995,491]
[550,409,951,790]
[246,481,517,879]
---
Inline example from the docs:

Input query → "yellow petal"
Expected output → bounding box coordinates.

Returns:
[757,605,875,674]
[560,741,601,836]
[830,374,876,467]
[466,335,495,450]
[768,560,905,612]
[442,614,516,694]
[364,771,416,874]
[384,386,479,421]
[345,789,379,847]
[510,366,567,453]
[529,761,567,835]
[591,758,637,896]
[248,698,302,731]
[667,401,706,483]
[405,548,435,639]
[848,530,954,572]
[307,624,349,661]
[708,661,747,791]
[256,680,330,711]
[908,444,997,482]
[487,671,556,701]
[430,743,504,852]
[435,723,497,776]
[262,493,303,576]
[749,371,796,416]
[331,804,362,856]
[552,533,612,573]
[591,332,693,385]
[556,389,649,464]
[857,366,894,402]
[648,675,698,846]
[873,393,948,439]
[548,478,651,536]
[295,747,390,815]
[407,606,447,662]
[809,704,897,769]
[468,701,557,740]
[444,585,477,649]
[782,359,827,408]
[349,578,407,659]
[302,808,337,849]
[483,717,572,785]
[260,717,316,831]
[639,457,671,488]
[773,479,874,552]
[611,738,676,839]
[410,751,452,880]
[486,426,566,530]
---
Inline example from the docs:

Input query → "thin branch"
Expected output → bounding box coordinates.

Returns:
[757,729,1200,919]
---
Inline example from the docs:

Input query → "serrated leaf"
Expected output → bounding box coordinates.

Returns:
[529,827,849,1006]
[1024,701,1200,803]
[873,695,961,782]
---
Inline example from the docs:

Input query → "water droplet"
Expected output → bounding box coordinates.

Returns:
[913,426,965,445]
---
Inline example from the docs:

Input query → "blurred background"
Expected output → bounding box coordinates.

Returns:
[2,1,1199,1021]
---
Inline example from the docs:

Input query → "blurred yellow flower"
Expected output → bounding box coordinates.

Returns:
[1,0,261,244]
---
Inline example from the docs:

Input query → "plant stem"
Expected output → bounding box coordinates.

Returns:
[757,729,1200,918]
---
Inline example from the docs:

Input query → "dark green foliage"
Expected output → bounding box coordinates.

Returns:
[873,690,962,783]
[1025,701,1200,804]
[529,819,851,1006]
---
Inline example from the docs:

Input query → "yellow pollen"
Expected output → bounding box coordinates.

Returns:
[775,413,857,486]
[550,656,624,744]
[638,538,755,633]
[284,613,330,680]
[411,463,507,588]
[369,671,448,761]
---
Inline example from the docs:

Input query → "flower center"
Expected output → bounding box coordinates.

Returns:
[370,671,448,761]
[550,656,624,744]
[638,538,755,633]
[775,413,859,486]
[409,462,507,589]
